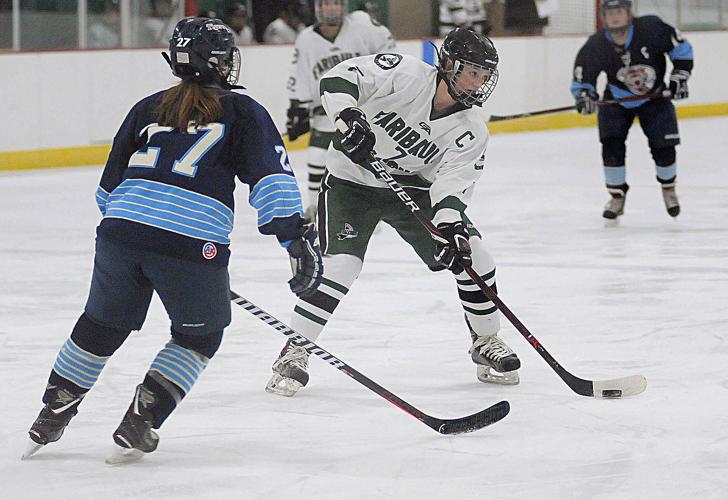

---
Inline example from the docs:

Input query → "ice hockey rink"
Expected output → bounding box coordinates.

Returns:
[1,116,727,499]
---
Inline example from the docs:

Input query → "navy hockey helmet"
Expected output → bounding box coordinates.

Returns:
[166,17,241,87]
[437,28,499,107]
[315,0,346,26]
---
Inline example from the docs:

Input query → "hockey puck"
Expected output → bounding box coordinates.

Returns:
[601,389,623,398]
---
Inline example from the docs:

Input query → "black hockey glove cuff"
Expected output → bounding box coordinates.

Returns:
[434,222,472,275]
[575,89,599,115]
[335,107,376,165]
[287,223,324,298]
[286,100,311,141]
[669,70,690,100]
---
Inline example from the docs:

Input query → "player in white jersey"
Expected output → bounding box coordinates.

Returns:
[439,0,490,36]
[286,0,395,222]
[267,28,522,397]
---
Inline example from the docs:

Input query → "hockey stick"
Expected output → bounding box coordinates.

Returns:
[230,291,510,434]
[488,90,672,122]
[335,121,646,398]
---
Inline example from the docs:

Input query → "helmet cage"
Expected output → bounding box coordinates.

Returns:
[315,0,345,26]
[442,57,499,107]
[600,0,632,33]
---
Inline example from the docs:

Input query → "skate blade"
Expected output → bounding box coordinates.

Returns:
[477,366,520,385]
[105,446,145,465]
[265,374,303,397]
[21,440,44,460]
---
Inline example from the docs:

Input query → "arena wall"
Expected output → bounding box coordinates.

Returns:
[1,32,726,170]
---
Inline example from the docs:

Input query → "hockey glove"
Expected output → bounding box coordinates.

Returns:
[669,70,690,100]
[335,107,376,165]
[286,100,311,141]
[575,89,599,115]
[434,222,472,275]
[287,223,324,298]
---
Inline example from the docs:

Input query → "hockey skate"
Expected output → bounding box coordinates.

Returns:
[602,185,629,224]
[470,334,521,385]
[265,339,309,397]
[661,186,680,217]
[106,384,159,464]
[22,387,83,459]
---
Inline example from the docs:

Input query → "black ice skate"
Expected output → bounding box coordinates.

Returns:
[661,185,680,217]
[603,184,629,223]
[22,387,83,459]
[265,339,309,397]
[106,384,159,464]
[470,334,521,385]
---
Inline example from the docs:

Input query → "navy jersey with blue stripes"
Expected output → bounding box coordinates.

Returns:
[95,88,304,266]
[571,16,694,108]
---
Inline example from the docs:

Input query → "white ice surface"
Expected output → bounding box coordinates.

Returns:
[1,117,727,499]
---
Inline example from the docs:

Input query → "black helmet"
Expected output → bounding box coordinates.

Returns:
[600,0,632,15]
[166,17,241,87]
[437,28,499,107]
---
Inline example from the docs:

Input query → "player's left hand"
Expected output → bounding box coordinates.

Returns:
[286,100,311,141]
[434,221,472,275]
[287,223,323,297]
[669,70,690,100]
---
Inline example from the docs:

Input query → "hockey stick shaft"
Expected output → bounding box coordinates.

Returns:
[335,119,643,396]
[231,291,509,433]
[488,90,671,122]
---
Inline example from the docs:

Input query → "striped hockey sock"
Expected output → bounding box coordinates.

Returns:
[457,268,500,338]
[292,277,349,341]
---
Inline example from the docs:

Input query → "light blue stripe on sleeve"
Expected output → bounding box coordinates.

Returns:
[249,174,300,205]
[570,81,596,98]
[249,173,303,227]
[670,41,693,60]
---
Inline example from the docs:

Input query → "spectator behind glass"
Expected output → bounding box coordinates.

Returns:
[504,0,548,35]
[226,3,256,45]
[89,0,121,48]
[263,1,307,44]
[439,1,491,36]
[139,0,179,47]
[356,1,381,23]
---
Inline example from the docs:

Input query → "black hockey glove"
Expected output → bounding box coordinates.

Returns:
[669,70,690,100]
[286,100,311,141]
[434,222,472,275]
[287,223,324,298]
[335,107,376,165]
[575,89,599,115]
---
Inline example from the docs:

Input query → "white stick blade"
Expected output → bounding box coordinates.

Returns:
[593,375,647,398]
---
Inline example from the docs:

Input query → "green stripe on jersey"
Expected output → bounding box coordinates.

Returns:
[320,77,360,100]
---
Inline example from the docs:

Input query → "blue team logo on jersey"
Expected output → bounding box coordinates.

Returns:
[202,242,217,260]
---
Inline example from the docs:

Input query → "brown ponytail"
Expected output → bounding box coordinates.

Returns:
[156,80,224,131]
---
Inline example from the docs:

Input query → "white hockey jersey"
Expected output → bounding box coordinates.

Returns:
[287,11,395,111]
[320,54,489,223]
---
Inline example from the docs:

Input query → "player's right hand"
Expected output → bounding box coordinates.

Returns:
[286,100,311,141]
[575,89,598,115]
[287,223,323,298]
[335,107,376,164]
[669,70,690,100]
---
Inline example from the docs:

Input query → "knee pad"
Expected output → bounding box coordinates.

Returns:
[650,146,676,167]
[71,313,131,356]
[171,329,224,359]
[601,138,626,167]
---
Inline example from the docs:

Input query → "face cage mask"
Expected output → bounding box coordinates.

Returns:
[445,59,499,107]
[602,8,632,34]
[209,46,241,87]
[316,0,345,25]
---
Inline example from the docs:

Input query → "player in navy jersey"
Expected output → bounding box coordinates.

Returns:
[571,0,693,222]
[23,17,323,463]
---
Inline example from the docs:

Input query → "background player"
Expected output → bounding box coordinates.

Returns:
[286,0,395,222]
[267,28,521,397]
[23,17,322,462]
[571,0,694,222]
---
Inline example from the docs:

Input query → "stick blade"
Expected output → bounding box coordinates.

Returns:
[436,400,510,435]
[593,375,647,399]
